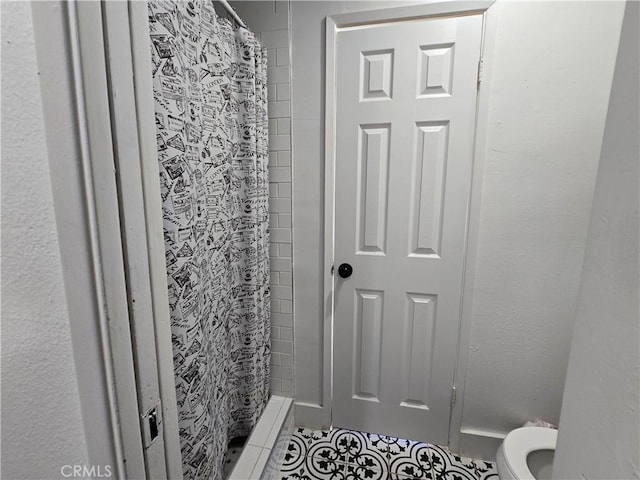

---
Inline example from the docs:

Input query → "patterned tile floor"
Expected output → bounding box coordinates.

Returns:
[279,427,498,480]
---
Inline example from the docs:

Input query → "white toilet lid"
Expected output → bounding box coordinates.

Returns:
[503,427,557,479]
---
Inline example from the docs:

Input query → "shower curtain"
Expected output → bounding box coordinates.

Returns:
[148,1,270,478]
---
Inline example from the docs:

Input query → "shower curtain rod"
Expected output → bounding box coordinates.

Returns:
[217,0,247,28]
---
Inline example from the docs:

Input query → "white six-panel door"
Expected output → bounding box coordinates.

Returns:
[332,14,483,444]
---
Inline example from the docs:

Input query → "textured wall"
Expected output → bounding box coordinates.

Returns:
[232,1,294,397]
[460,1,624,435]
[553,2,639,478]
[1,2,89,478]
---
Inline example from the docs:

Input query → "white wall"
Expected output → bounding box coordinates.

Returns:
[230,0,288,33]
[231,0,296,397]
[553,2,639,478]
[0,2,89,477]
[290,0,624,436]
[460,1,625,437]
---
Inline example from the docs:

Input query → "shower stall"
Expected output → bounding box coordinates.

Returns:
[147,1,296,478]
[148,1,271,477]
[50,0,293,478]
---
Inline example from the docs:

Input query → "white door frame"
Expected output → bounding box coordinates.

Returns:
[323,0,497,449]
[32,1,182,477]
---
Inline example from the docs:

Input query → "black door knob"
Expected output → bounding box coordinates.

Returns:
[338,263,353,278]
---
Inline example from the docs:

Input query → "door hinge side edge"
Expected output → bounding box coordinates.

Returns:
[477,57,484,86]
[451,385,457,407]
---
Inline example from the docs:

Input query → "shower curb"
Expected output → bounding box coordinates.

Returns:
[228,396,295,480]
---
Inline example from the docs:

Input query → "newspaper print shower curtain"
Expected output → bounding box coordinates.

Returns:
[148,2,270,478]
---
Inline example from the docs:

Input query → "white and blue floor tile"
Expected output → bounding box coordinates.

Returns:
[279,427,498,480]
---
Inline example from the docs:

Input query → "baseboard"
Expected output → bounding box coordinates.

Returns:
[456,428,506,462]
[293,401,331,430]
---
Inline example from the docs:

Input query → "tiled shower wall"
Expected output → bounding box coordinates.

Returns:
[262,28,294,397]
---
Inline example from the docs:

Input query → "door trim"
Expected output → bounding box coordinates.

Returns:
[31,2,129,475]
[33,1,182,477]
[323,0,497,447]
[448,2,499,453]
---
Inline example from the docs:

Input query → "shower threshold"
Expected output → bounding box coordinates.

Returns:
[227,395,294,480]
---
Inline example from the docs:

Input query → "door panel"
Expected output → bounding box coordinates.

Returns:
[332,14,483,444]
[357,124,391,254]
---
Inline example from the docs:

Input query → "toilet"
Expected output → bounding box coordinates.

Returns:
[496,427,557,480]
